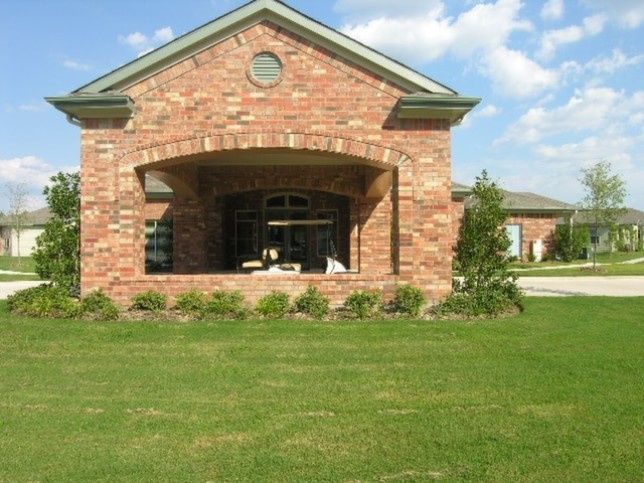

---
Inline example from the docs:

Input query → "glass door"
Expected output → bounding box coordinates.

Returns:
[266,210,310,270]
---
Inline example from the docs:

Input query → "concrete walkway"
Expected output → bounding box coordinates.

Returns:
[0,280,45,300]
[518,276,644,297]
[511,257,644,272]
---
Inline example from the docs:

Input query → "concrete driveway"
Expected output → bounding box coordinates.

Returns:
[519,276,644,297]
[0,281,44,300]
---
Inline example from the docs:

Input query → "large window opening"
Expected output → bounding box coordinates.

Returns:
[265,194,311,270]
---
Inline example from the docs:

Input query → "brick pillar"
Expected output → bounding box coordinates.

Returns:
[357,192,392,274]
[173,197,208,274]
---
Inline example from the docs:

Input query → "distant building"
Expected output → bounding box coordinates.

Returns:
[0,207,51,257]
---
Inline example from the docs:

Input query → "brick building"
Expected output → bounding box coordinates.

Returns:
[46,0,479,306]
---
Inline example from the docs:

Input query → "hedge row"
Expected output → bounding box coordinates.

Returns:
[6,284,426,321]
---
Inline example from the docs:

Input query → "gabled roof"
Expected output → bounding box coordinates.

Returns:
[572,207,644,225]
[0,207,51,227]
[46,0,479,125]
[500,191,578,213]
[462,187,577,214]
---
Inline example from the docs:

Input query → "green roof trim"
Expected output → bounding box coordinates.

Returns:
[398,94,482,125]
[45,94,135,120]
[451,182,472,197]
[71,0,458,96]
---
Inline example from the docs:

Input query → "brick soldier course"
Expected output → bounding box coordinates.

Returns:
[47,0,480,307]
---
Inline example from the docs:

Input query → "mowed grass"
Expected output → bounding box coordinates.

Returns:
[0,298,642,482]
[0,256,40,281]
[0,256,36,273]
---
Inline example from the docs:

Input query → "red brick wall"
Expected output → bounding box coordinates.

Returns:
[80,21,454,307]
[506,213,558,260]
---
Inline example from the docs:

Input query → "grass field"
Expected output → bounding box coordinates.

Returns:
[510,251,644,276]
[1,298,642,482]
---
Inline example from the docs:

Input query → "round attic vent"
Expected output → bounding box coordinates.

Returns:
[249,52,283,86]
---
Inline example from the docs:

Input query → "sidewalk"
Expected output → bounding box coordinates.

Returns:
[511,257,644,272]
[518,276,644,297]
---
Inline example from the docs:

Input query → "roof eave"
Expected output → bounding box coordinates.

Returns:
[398,95,482,125]
[45,94,135,120]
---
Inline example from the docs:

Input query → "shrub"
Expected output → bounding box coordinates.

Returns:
[555,224,588,262]
[344,290,382,320]
[527,253,536,263]
[130,290,167,312]
[450,170,522,317]
[7,284,80,318]
[174,289,208,318]
[256,291,291,319]
[80,289,120,320]
[433,278,522,318]
[207,290,248,320]
[392,284,425,317]
[293,286,329,319]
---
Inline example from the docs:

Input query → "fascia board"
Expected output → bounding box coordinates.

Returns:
[398,95,482,124]
[76,0,457,96]
[45,95,135,119]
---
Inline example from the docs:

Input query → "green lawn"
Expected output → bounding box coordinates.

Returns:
[1,298,642,482]
[0,256,37,273]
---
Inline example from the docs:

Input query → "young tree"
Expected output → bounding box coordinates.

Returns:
[441,170,522,316]
[579,161,627,268]
[3,182,32,266]
[33,172,81,295]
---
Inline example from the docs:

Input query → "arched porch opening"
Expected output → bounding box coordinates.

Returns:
[128,133,410,277]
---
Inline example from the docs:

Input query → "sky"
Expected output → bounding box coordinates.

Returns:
[1,0,643,212]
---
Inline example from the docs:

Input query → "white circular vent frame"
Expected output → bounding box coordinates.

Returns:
[248,52,284,87]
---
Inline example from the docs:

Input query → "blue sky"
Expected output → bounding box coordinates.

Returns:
[1,0,643,212]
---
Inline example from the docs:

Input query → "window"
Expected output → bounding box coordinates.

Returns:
[317,210,338,256]
[235,211,258,257]
[265,193,309,209]
[145,219,173,272]
[590,227,599,245]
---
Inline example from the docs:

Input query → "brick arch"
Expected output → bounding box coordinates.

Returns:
[120,130,412,171]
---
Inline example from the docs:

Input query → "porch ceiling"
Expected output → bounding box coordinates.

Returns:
[193,149,396,171]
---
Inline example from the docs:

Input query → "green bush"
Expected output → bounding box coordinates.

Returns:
[174,289,208,317]
[256,291,291,319]
[433,278,522,318]
[130,290,167,312]
[207,290,248,320]
[293,286,330,319]
[80,289,120,320]
[555,224,588,262]
[392,284,425,317]
[7,284,80,318]
[344,290,382,320]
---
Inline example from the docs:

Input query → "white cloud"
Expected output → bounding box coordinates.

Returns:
[333,0,439,19]
[0,157,66,211]
[63,60,92,71]
[537,15,605,61]
[340,0,531,65]
[580,0,644,28]
[541,0,565,21]
[118,27,175,55]
[480,46,559,98]
[585,48,644,74]
[340,0,562,99]
[18,102,47,112]
[535,135,639,163]
[497,87,644,145]
[477,104,503,117]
